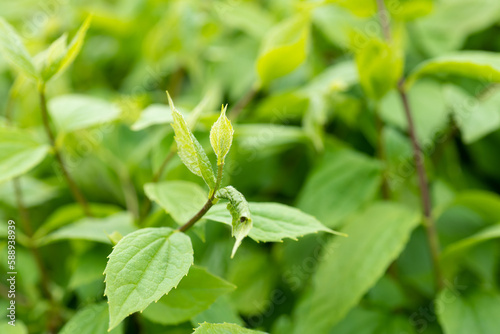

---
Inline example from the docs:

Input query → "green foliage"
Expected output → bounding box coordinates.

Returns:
[256,15,310,86]
[2,1,500,333]
[169,93,217,190]
[0,18,37,79]
[193,322,266,334]
[438,290,500,334]
[48,94,120,133]
[104,228,194,330]
[210,106,233,165]
[0,128,50,183]
[293,203,419,333]
[142,266,235,325]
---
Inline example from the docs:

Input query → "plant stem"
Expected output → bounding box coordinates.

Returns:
[6,86,59,332]
[374,105,390,199]
[178,163,224,232]
[398,81,443,290]
[229,85,258,120]
[375,0,443,290]
[38,84,93,217]
[376,0,392,42]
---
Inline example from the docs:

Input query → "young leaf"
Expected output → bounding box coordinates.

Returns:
[256,14,310,86]
[48,94,120,133]
[354,37,403,101]
[0,17,38,79]
[142,266,235,325]
[210,105,233,165]
[144,181,207,225]
[0,128,50,183]
[437,289,500,334]
[33,16,91,82]
[168,92,216,189]
[38,212,136,246]
[104,227,193,330]
[59,302,122,334]
[57,16,92,78]
[216,186,253,257]
[206,202,343,243]
[193,323,266,334]
[296,148,383,228]
[406,51,500,88]
[36,33,68,82]
[292,202,419,333]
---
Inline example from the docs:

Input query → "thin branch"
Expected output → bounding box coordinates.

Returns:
[376,1,443,290]
[374,105,390,199]
[38,84,93,217]
[178,163,224,233]
[376,0,392,42]
[229,85,258,121]
[398,81,443,290]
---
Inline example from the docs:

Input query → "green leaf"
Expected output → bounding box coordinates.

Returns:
[0,127,50,183]
[59,302,122,334]
[225,246,277,315]
[206,202,341,243]
[327,0,377,17]
[193,322,266,334]
[256,15,309,86]
[443,85,500,144]
[48,94,121,133]
[292,202,419,333]
[296,148,383,228]
[142,266,235,325]
[0,17,38,79]
[38,212,136,246]
[451,190,500,224]
[0,176,58,207]
[414,0,500,56]
[438,289,500,334]
[192,297,244,327]
[36,33,68,82]
[354,37,403,101]
[104,227,193,330]
[406,51,500,88]
[441,223,500,266]
[168,92,216,189]
[131,104,173,131]
[380,79,449,144]
[57,16,92,78]
[215,186,252,257]
[144,181,207,225]
[210,105,233,165]
[330,306,416,334]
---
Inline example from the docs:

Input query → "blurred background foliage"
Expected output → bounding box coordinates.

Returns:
[1,0,500,333]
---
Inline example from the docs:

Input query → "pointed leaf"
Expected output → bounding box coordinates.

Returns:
[292,202,419,334]
[0,128,50,183]
[142,266,235,325]
[216,186,252,257]
[38,212,136,246]
[57,16,91,77]
[144,181,207,225]
[193,323,266,334]
[257,15,309,86]
[0,17,38,79]
[406,51,500,88]
[210,105,233,165]
[104,227,193,330]
[48,94,120,133]
[438,289,500,334]
[206,202,342,243]
[59,302,122,334]
[36,33,68,81]
[168,93,216,189]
